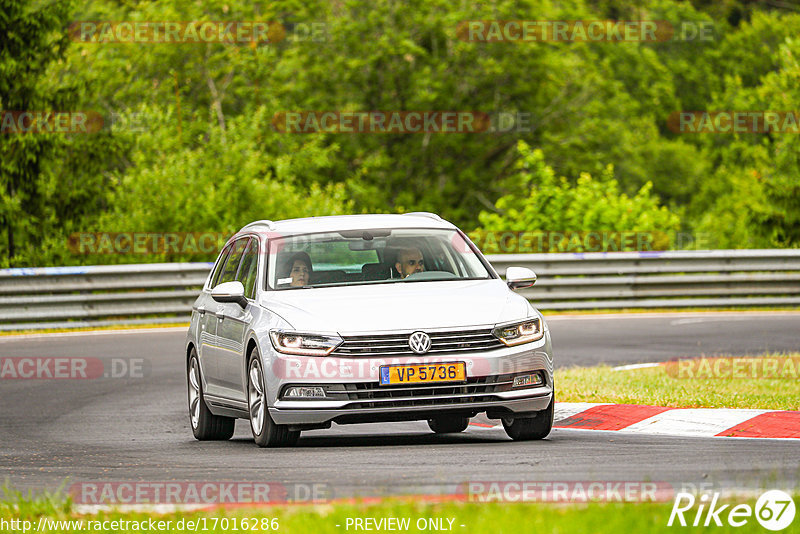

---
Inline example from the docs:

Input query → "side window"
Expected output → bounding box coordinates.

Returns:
[219,238,249,284]
[236,238,259,300]
[209,244,232,289]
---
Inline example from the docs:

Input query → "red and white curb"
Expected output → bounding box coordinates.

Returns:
[469,403,800,439]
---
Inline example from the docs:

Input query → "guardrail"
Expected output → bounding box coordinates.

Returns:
[0,249,798,330]
[0,263,212,331]
[488,249,800,310]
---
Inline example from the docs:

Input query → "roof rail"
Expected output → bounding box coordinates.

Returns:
[403,212,442,221]
[240,219,275,231]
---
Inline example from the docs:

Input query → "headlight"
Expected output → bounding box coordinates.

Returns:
[269,330,343,356]
[492,318,544,346]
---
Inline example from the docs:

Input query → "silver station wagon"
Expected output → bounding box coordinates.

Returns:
[186,213,554,447]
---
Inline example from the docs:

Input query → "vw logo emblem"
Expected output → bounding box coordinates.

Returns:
[408,331,432,354]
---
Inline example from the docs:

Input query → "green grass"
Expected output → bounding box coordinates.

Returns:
[2,490,797,533]
[557,353,800,410]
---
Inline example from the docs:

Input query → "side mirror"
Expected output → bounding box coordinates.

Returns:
[211,281,248,308]
[505,266,537,290]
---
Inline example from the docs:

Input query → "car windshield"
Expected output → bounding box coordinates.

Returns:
[267,228,492,289]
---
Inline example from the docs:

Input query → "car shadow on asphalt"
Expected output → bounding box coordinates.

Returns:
[222,432,562,449]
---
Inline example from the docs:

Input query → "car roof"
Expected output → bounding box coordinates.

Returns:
[235,213,457,239]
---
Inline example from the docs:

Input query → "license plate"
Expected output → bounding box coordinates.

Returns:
[379,362,466,385]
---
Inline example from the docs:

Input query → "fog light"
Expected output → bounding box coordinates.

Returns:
[512,373,543,388]
[284,386,326,399]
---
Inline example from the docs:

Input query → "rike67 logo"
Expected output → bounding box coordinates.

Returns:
[668,490,796,530]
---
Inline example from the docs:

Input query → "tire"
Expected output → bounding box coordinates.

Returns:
[187,348,235,440]
[502,396,554,441]
[427,416,470,434]
[247,348,300,448]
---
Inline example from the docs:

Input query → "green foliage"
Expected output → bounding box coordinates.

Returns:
[741,39,800,247]
[4,0,800,267]
[82,105,355,264]
[476,142,680,252]
[692,27,800,248]
[1,0,77,266]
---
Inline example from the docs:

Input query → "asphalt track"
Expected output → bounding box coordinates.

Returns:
[1,312,798,500]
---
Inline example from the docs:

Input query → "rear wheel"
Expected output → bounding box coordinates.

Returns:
[427,416,470,434]
[247,349,300,447]
[502,396,554,441]
[187,348,235,440]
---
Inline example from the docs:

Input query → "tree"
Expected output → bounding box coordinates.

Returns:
[8,0,800,266]
[475,142,680,252]
[0,0,128,267]
[0,0,74,263]
[694,36,800,248]
[84,105,355,264]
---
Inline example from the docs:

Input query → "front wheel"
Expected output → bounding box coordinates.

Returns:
[427,416,470,434]
[247,349,300,448]
[187,348,235,440]
[502,396,554,441]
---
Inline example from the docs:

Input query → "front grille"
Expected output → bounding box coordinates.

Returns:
[324,375,515,409]
[333,328,504,357]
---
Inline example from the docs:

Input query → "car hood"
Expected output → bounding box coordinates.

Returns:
[263,279,532,333]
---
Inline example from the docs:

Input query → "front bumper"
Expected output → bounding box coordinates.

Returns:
[264,329,554,426]
[269,386,552,425]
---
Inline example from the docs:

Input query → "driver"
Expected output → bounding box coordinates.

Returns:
[394,246,425,278]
